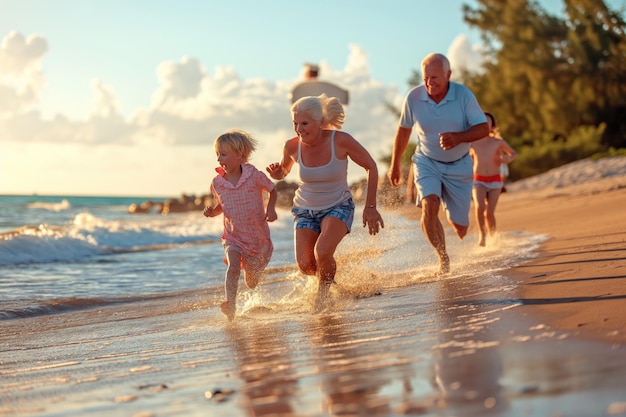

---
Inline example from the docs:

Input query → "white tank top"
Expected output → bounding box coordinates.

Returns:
[293,130,351,210]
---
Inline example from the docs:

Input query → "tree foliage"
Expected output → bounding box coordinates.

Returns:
[380,0,625,182]
[462,0,626,152]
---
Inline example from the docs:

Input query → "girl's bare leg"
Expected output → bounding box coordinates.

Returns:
[221,248,241,321]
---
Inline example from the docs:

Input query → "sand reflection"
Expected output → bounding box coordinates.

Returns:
[307,314,392,416]
[430,277,509,415]
[226,322,298,416]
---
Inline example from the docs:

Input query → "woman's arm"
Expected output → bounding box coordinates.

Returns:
[336,132,384,234]
[265,188,278,222]
[267,138,297,180]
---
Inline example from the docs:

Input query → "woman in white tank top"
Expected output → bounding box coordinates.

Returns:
[267,94,384,311]
[293,130,351,210]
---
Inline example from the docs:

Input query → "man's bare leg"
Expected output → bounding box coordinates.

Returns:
[450,222,468,240]
[421,195,450,275]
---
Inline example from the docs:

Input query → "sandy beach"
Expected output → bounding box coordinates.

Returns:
[1,157,626,417]
[497,166,626,345]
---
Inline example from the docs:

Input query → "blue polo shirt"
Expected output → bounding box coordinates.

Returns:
[400,82,486,162]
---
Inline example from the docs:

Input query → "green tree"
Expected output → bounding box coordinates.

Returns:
[561,0,626,147]
[462,0,626,148]
[462,0,570,141]
[381,0,625,182]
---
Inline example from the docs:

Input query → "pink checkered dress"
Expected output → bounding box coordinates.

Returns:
[210,164,274,263]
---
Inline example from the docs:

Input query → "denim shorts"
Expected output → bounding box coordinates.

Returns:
[292,198,355,234]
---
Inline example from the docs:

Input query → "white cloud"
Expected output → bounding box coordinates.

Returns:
[0,83,37,113]
[447,34,485,78]
[90,79,119,118]
[0,31,48,115]
[152,55,205,106]
[0,31,47,76]
[0,31,484,196]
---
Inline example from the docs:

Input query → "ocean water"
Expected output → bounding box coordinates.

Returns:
[0,194,546,320]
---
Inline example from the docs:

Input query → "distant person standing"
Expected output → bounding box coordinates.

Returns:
[387,53,489,275]
[267,94,383,311]
[304,63,319,79]
[203,129,278,321]
[470,112,517,246]
[290,63,349,105]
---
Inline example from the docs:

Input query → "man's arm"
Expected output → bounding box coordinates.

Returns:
[439,122,489,150]
[388,126,412,187]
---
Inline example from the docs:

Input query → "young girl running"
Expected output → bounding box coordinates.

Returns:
[203,129,278,321]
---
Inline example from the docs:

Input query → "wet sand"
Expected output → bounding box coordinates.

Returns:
[2,167,626,416]
[497,176,626,345]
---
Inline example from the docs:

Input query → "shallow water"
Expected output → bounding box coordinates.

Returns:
[0,194,544,320]
[3,271,625,417]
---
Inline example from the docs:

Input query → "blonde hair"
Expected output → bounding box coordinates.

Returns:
[291,94,345,129]
[213,129,258,163]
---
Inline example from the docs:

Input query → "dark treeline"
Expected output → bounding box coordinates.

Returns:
[392,0,626,181]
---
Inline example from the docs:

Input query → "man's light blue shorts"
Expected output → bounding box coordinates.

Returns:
[412,152,473,227]
[292,198,355,234]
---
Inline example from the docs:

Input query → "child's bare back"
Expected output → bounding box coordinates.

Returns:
[471,137,516,177]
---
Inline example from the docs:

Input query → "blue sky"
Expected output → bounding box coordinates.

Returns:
[4,0,483,118]
[1,0,624,196]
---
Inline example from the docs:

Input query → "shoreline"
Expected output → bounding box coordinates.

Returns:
[497,181,626,343]
[395,169,626,344]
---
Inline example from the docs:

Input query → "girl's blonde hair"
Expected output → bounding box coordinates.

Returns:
[213,129,258,163]
[291,94,345,129]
